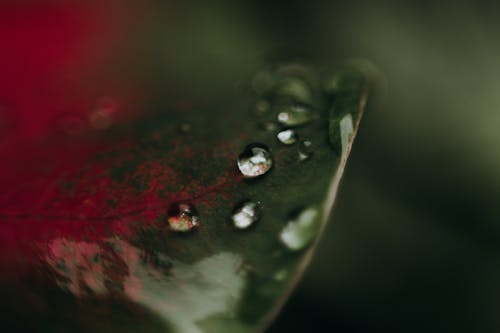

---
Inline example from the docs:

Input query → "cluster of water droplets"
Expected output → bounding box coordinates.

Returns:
[229,66,323,250]
[251,66,320,163]
[165,65,324,261]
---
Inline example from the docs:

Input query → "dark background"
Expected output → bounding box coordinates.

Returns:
[266,1,500,332]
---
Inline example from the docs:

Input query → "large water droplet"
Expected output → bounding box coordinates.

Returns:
[274,77,312,103]
[277,129,297,145]
[231,200,262,229]
[339,113,354,153]
[237,143,273,178]
[277,104,314,127]
[167,203,200,232]
[297,139,313,161]
[279,206,320,251]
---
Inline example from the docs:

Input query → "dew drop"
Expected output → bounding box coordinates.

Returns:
[258,121,279,132]
[273,269,288,281]
[339,113,354,153]
[231,200,262,229]
[324,75,340,94]
[237,143,273,178]
[254,99,271,116]
[277,104,314,127]
[277,129,297,145]
[178,122,191,134]
[89,96,118,130]
[274,77,312,103]
[279,206,320,251]
[166,203,200,232]
[297,139,313,161]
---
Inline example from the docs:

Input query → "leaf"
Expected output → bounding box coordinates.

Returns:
[0,60,371,333]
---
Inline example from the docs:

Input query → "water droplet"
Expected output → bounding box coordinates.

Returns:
[231,200,262,229]
[167,203,200,232]
[274,77,312,103]
[254,99,271,116]
[258,121,279,132]
[89,96,118,130]
[339,113,354,153]
[178,123,191,134]
[297,139,313,161]
[324,75,340,94]
[277,104,314,127]
[237,143,273,178]
[273,269,288,281]
[279,206,320,251]
[277,129,297,145]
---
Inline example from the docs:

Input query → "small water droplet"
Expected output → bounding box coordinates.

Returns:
[258,121,279,131]
[279,206,320,251]
[277,104,314,127]
[237,143,273,178]
[254,99,271,116]
[297,139,313,161]
[178,123,191,134]
[231,200,262,229]
[89,96,118,130]
[324,75,340,94]
[273,269,288,281]
[167,203,200,232]
[277,129,297,145]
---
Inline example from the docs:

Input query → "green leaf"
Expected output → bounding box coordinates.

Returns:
[2,61,371,333]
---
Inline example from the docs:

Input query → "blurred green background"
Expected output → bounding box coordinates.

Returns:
[262,1,500,332]
[143,0,500,331]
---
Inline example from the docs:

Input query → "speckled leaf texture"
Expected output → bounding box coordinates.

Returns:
[0,59,372,333]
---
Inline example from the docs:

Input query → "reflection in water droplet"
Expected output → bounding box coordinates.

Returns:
[167,203,200,232]
[339,113,354,153]
[277,104,314,127]
[231,200,262,229]
[277,129,297,145]
[279,206,320,251]
[237,143,273,178]
[297,140,313,161]
[89,96,118,130]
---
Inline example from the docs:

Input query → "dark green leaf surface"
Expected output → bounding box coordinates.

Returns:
[1,62,370,333]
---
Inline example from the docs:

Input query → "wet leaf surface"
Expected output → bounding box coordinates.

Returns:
[0,61,370,332]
